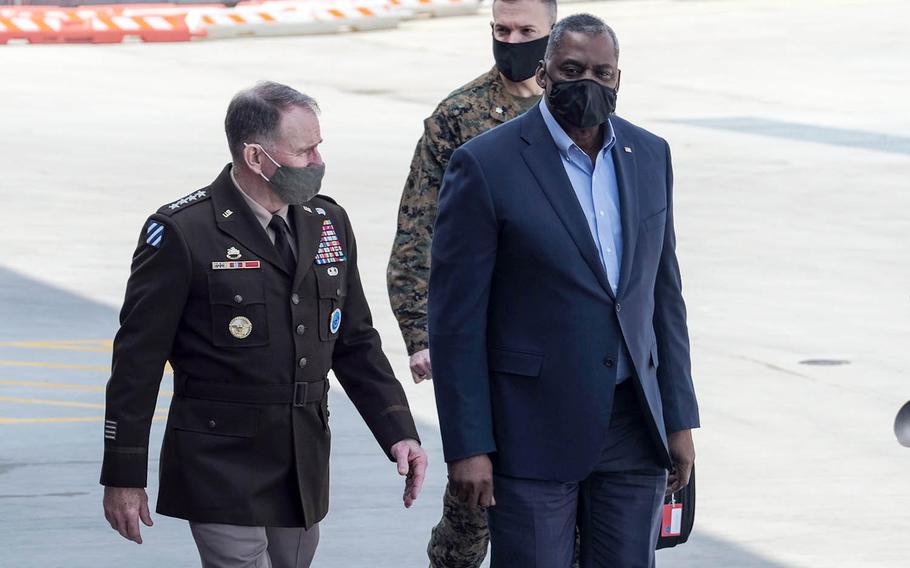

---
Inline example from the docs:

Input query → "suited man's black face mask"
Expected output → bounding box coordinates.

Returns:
[546,76,618,129]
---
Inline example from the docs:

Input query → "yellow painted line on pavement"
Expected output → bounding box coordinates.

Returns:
[0,359,110,372]
[0,379,173,397]
[0,396,169,413]
[0,340,113,352]
[0,414,167,425]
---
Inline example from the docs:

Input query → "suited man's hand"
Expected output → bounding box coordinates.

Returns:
[103,486,153,544]
[409,349,432,383]
[448,454,495,508]
[666,429,695,495]
[391,438,427,508]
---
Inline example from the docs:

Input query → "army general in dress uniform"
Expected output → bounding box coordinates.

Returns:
[101,81,427,568]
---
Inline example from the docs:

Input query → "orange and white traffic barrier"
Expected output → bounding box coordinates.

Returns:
[387,0,480,19]
[185,0,399,40]
[0,7,197,43]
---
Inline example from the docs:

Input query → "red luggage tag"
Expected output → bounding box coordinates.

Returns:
[661,494,683,537]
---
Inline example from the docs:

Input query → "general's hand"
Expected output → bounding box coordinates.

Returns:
[448,454,494,508]
[409,349,432,383]
[391,438,427,508]
[103,486,153,544]
[666,429,695,495]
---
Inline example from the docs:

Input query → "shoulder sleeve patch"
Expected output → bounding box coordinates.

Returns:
[157,188,211,216]
[145,220,165,248]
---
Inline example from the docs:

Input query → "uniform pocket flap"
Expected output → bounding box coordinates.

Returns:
[488,348,544,377]
[315,266,347,299]
[207,271,266,306]
[171,398,260,438]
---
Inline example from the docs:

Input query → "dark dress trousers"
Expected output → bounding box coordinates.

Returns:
[101,165,419,528]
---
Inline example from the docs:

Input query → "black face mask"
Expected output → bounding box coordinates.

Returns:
[493,35,549,82]
[547,78,618,129]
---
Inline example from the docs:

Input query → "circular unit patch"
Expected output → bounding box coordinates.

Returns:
[330,308,342,335]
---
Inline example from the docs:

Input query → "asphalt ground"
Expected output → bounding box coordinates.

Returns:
[1,0,909,566]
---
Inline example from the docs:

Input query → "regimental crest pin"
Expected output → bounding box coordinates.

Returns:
[303,206,313,213]
[229,316,253,339]
[226,247,242,260]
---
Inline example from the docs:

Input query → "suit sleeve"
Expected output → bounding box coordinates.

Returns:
[101,215,192,487]
[334,209,420,458]
[653,141,700,433]
[428,146,498,463]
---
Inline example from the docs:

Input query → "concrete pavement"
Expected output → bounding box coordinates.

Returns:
[1,0,908,566]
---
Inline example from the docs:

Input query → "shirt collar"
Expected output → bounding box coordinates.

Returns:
[537,99,616,158]
[230,166,291,231]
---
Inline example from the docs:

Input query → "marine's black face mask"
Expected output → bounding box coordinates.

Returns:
[493,35,549,82]
[547,77,618,129]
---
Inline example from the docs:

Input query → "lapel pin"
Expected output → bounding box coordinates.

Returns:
[624,146,632,153]
[222,209,233,218]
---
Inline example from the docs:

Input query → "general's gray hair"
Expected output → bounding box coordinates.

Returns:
[225,81,320,159]
[545,13,619,61]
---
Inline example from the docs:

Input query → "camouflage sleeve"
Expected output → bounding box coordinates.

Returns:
[387,110,460,355]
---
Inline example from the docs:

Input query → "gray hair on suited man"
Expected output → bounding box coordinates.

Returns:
[544,13,620,61]
[224,81,320,160]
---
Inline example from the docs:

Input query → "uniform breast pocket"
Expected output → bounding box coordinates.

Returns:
[207,271,270,347]
[314,264,347,342]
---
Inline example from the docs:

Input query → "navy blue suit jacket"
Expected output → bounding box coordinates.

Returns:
[429,106,700,481]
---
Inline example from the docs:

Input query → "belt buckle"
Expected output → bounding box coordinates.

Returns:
[293,382,307,407]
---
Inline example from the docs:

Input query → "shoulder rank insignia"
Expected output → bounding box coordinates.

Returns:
[146,220,164,248]
[158,189,211,215]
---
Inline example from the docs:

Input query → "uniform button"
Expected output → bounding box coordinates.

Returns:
[298,357,308,368]
[291,294,300,305]
[615,303,622,313]
[604,358,615,368]
[296,324,306,335]
[208,420,216,429]
[336,288,342,296]
[233,295,243,304]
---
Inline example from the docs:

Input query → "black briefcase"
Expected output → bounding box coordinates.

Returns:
[656,465,695,549]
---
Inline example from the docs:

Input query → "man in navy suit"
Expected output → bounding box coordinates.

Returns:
[428,13,699,567]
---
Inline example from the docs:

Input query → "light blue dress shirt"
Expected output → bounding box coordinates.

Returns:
[539,100,623,293]
[539,101,632,382]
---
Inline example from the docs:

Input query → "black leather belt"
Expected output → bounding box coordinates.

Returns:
[174,374,328,406]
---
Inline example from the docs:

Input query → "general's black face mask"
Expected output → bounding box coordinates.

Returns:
[547,77,618,128]
[493,35,549,82]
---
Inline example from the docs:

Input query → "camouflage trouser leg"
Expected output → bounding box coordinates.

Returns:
[427,486,489,568]
[426,484,582,568]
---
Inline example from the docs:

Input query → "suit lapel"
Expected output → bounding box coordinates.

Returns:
[611,122,640,298]
[210,165,291,277]
[290,205,324,291]
[520,110,615,298]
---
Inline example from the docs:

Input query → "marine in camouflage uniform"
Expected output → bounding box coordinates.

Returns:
[387,67,540,568]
